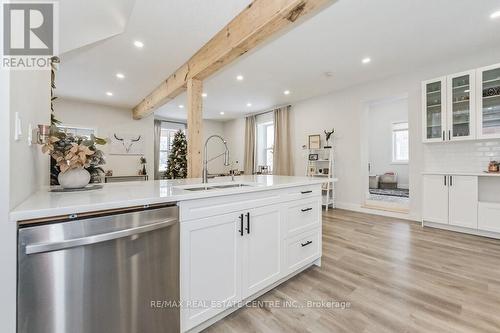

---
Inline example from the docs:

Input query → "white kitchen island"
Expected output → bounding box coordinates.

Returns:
[11,175,325,333]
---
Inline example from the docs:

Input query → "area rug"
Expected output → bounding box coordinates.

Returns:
[369,188,409,198]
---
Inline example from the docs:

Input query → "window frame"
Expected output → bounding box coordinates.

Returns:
[158,121,186,173]
[391,121,409,164]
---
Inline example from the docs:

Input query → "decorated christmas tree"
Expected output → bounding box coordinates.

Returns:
[164,130,187,179]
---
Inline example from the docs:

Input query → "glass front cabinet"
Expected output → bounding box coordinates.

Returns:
[477,63,500,139]
[447,70,476,141]
[422,77,447,143]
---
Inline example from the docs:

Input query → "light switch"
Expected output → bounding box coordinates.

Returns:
[14,112,22,141]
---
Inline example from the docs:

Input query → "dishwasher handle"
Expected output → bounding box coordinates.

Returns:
[25,218,177,255]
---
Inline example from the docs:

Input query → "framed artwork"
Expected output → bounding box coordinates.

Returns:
[308,153,319,161]
[308,134,321,149]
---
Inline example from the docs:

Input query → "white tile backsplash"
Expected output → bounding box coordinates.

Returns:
[424,140,500,173]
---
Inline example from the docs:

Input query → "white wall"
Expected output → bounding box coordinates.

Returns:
[55,98,155,177]
[2,69,16,333]
[223,117,245,172]
[10,70,51,208]
[368,97,409,188]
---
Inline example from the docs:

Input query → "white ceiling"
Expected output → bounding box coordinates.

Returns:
[57,0,251,108]
[57,0,500,120]
[157,0,500,120]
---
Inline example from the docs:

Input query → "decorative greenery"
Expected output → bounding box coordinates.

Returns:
[42,129,107,179]
[164,130,187,179]
[50,56,61,126]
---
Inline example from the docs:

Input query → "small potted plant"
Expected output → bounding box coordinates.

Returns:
[42,129,106,189]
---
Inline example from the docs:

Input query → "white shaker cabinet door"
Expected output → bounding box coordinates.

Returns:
[241,204,282,299]
[422,175,449,224]
[448,175,478,229]
[180,213,242,331]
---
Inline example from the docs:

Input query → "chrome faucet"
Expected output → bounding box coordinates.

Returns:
[203,135,230,183]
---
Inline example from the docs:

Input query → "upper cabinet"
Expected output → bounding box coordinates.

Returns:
[422,77,447,143]
[447,70,476,141]
[422,63,500,143]
[477,63,500,139]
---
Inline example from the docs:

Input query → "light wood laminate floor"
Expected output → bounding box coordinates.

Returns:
[204,209,500,333]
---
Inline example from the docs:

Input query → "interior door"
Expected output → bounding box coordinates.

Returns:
[241,205,282,299]
[422,175,449,224]
[448,175,478,228]
[181,213,242,331]
[422,78,447,143]
[447,71,475,141]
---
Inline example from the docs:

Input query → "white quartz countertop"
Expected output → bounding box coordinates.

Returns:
[10,175,326,222]
[421,171,500,177]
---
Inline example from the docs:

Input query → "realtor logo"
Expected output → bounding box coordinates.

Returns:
[2,1,58,69]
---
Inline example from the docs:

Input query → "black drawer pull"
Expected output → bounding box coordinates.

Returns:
[301,240,313,247]
[301,208,313,212]
[246,212,250,234]
[301,190,312,194]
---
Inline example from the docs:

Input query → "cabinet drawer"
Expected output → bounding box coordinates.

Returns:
[284,185,321,201]
[478,202,500,233]
[285,198,321,236]
[286,228,321,273]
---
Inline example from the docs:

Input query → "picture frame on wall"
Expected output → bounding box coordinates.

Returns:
[308,153,319,161]
[308,134,321,149]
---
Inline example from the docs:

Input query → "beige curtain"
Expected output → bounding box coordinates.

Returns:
[244,115,256,175]
[153,119,162,180]
[273,105,293,175]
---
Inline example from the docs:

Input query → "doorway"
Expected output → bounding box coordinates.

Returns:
[362,95,410,212]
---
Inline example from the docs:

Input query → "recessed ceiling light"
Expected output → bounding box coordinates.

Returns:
[116,73,125,79]
[106,92,113,96]
[362,57,371,64]
[284,90,291,95]
[246,103,252,107]
[236,75,244,81]
[202,93,208,98]
[220,112,225,115]
[133,40,144,48]
[490,10,500,19]
[178,104,184,109]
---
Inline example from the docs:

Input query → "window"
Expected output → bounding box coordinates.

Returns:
[58,125,95,139]
[392,122,409,163]
[158,122,186,172]
[256,117,274,173]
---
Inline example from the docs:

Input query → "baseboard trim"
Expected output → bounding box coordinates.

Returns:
[422,221,500,240]
[336,201,418,222]
[186,257,320,333]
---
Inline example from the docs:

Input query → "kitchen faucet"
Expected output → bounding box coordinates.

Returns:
[203,135,230,183]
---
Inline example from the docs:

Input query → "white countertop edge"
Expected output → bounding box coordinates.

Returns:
[421,171,500,177]
[10,176,326,222]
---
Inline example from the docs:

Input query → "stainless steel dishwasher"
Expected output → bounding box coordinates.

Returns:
[18,204,180,333]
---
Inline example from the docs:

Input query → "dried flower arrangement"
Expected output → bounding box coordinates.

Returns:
[42,128,107,175]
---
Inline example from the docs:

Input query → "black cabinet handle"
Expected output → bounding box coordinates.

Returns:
[239,214,244,236]
[448,130,451,140]
[245,212,250,234]
[442,131,445,141]
[450,176,453,186]
[301,208,313,212]
[301,190,312,194]
[301,240,312,247]
[444,175,446,186]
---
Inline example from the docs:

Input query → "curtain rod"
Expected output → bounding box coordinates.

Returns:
[246,104,291,118]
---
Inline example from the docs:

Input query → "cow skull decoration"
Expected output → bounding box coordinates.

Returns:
[113,134,142,153]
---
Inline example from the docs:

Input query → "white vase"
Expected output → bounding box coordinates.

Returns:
[58,168,91,189]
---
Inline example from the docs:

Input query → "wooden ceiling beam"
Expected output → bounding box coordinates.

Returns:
[132,0,335,119]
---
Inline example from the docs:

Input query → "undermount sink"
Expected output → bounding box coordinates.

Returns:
[178,183,254,192]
